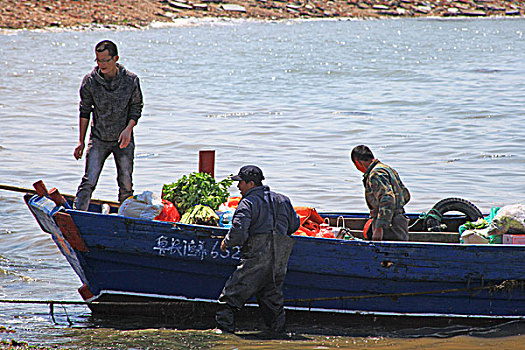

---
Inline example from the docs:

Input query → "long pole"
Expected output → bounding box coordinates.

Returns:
[0,183,39,195]
[0,183,119,207]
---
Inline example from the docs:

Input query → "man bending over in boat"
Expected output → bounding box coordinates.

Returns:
[216,165,300,334]
[351,145,411,241]
[73,40,143,210]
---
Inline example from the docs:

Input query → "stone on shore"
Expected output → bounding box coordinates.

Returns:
[220,4,247,12]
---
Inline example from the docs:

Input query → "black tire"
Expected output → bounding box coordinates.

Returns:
[424,197,483,232]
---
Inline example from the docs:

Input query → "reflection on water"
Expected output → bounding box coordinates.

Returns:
[0,17,524,348]
[5,312,525,349]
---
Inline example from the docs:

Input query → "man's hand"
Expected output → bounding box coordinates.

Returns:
[372,226,383,241]
[118,120,137,149]
[118,127,132,149]
[220,239,227,252]
[74,142,85,160]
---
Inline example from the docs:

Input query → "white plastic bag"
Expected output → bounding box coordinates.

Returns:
[118,191,164,220]
[460,229,490,244]
[488,204,525,235]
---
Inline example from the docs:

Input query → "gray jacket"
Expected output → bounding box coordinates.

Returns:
[79,64,143,142]
[224,185,300,248]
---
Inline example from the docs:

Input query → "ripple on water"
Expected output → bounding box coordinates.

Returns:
[1,17,525,347]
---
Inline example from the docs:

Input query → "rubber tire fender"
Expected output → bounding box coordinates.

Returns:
[425,197,483,232]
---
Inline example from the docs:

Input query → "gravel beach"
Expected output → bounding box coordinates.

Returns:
[1,0,524,29]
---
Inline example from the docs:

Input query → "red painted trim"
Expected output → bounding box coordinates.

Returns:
[49,188,67,206]
[78,284,95,300]
[54,212,89,252]
[199,149,215,178]
[33,180,49,197]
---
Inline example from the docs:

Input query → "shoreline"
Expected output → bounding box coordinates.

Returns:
[0,0,523,30]
[1,15,524,35]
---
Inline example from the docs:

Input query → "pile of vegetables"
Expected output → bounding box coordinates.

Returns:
[162,172,233,226]
[180,204,220,226]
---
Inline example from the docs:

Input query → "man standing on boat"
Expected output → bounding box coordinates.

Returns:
[73,40,143,210]
[351,145,411,241]
[216,165,300,334]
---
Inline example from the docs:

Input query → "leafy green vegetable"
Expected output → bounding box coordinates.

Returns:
[180,204,220,226]
[162,172,233,215]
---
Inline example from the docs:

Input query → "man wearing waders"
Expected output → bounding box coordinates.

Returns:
[216,165,300,334]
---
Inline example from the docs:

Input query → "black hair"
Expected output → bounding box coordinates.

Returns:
[351,145,374,162]
[95,40,118,57]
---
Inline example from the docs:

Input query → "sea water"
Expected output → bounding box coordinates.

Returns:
[0,17,524,348]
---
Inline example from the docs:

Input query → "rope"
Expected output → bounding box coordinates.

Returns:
[408,209,443,229]
[0,280,521,313]
[0,300,208,306]
[284,280,522,304]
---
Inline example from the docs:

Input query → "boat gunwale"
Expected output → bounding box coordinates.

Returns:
[63,207,525,248]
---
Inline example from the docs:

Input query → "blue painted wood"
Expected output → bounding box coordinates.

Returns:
[25,195,525,318]
[24,195,88,286]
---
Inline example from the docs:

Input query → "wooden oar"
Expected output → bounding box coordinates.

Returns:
[0,183,120,207]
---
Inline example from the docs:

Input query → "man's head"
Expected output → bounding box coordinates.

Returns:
[231,165,265,196]
[95,40,119,78]
[351,145,375,173]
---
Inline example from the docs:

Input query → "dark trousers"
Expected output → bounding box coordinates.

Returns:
[73,137,134,210]
[382,213,409,241]
[216,233,289,333]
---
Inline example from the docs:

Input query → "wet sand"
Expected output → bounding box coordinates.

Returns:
[0,0,524,30]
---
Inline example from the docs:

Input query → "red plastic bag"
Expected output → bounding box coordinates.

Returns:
[155,199,180,223]
[363,218,373,240]
[219,196,241,211]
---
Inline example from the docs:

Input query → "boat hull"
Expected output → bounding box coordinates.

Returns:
[25,194,525,318]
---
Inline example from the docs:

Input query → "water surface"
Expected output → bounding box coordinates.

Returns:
[0,17,524,348]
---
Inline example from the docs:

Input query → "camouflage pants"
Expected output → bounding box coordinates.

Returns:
[73,137,134,210]
[216,233,290,333]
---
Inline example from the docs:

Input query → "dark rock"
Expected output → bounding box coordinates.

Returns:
[378,10,399,15]
[505,10,520,15]
[485,5,506,11]
[168,1,193,9]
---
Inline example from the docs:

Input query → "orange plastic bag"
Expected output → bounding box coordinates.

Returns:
[294,207,325,237]
[155,199,180,223]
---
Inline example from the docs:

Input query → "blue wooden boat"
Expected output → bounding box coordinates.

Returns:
[23,185,525,320]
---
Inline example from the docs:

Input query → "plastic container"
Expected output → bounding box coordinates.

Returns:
[219,210,234,228]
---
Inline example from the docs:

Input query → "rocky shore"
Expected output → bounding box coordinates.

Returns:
[0,0,523,30]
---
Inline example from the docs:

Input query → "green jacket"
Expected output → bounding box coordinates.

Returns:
[362,160,410,229]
